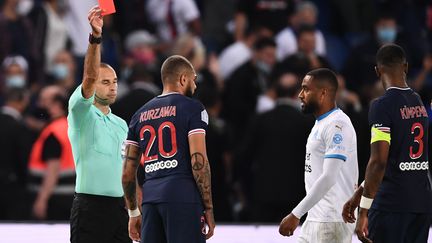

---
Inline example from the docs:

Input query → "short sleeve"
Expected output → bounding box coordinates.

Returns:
[41,134,62,162]
[323,120,353,161]
[177,0,200,22]
[188,101,208,136]
[125,113,140,147]
[68,85,95,128]
[369,99,392,143]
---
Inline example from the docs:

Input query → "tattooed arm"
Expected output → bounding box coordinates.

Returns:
[188,133,215,239]
[121,143,142,241]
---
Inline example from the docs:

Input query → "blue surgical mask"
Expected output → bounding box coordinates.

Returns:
[51,63,69,80]
[256,60,271,75]
[377,27,397,44]
[6,75,26,88]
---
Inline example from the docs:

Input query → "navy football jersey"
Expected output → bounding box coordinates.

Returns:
[126,93,208,203]
[369,87,432,213]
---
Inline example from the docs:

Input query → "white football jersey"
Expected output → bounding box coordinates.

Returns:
[305,108,359,222]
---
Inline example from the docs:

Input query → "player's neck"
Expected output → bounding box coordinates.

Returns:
[162,86,182,95]
[381,74,408,90]
[315,104,337,120]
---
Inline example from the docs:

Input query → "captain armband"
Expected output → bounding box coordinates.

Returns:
[370,126,391,144]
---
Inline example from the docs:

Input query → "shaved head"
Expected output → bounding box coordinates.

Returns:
[161,55,194,84]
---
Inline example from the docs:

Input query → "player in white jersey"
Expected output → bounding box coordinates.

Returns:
[279,68,359,243]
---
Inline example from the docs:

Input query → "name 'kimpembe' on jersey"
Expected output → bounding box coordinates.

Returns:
[305,108,358,222]
[125,93,208,204]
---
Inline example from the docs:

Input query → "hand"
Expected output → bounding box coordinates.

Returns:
[32,198,48,220]
[88,6,103,37]
[204,209,215,239]
[128,216,142,242]
[355,209,372,243]
[279,213,300,237]
[342,195,361,223]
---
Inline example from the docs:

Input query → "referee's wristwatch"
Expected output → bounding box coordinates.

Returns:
[89,33,102,44]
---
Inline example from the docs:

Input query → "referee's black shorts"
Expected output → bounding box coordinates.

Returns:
[368,209,432,243]
[70,193,131,243]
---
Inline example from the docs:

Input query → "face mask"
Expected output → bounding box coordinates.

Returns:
[6,75,26,88]
[16,0,33,16]
[256,60,271,75]
[377,27,397,44]
[51,63,69,80]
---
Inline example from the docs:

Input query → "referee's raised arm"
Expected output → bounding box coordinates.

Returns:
[82,6,103,99]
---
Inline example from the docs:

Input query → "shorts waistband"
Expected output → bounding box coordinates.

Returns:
[75,193,124,201]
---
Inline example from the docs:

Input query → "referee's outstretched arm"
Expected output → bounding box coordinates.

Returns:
[81,6,103,99]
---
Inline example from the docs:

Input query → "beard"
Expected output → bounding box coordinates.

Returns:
[185,83,194,98]
[95,94,114,106]
[301,99,319,114]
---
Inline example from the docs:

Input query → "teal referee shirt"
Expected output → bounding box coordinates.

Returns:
[67,85,128,197]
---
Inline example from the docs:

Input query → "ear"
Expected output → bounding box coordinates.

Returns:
[374,66,380,78]
[403,62,408,74]
[179,73,187,87]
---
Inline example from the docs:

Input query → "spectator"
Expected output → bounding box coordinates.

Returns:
[0,88,32,220]
[218,27,258,80]
[235,70,313,222]
[278,25,332,78]
[121,30,159,84]
[256,69,300,114]
[145,0,201,44]
[111,63,158,124]
[0,0,35,68]
[222,37,277,141]
[234,0,295,41]
[2,55,28,90]
[47,50,76,92]
[342,12,427,102]
[276,1,326,60]
[28,85,74,220]
[28,0,70,73]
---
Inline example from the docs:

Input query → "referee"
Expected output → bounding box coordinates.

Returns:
[68,6,130,243]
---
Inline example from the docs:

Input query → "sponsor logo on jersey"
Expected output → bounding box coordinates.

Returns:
[145,159,178,173]
[201,110,209,125]
[399,161,429,171]
[333,134,343,144]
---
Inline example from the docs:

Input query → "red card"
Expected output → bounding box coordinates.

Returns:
[98,0,116,16]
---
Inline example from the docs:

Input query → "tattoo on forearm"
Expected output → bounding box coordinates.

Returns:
[191,152,213,210]
[124,181,137,209]
[122,144,140,209]
[192,153,205,170]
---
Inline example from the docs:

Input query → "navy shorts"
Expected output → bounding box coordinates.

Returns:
[368,209,432,243]
[141,203,206,243]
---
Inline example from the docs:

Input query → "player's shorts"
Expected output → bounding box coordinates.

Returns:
[368,209,431,243]
[298,220,354,243]
[141,203,205,243]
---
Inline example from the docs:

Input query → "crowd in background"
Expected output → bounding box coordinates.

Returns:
[0,0,432,223]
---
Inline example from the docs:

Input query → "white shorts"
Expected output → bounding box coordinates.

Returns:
[298,220,354,243]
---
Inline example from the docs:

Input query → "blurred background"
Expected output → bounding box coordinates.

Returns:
[0,0,431,226]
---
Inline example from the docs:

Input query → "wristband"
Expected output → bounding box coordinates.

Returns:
[359,196,373,209]
[128,208,141,217]
[89,33,102,44]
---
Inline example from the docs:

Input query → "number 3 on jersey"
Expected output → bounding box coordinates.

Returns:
[139,121,178,164]
[409,122,424,160]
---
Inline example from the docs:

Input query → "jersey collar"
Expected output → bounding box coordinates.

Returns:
[316,107,338,121]
[386,86,411,91]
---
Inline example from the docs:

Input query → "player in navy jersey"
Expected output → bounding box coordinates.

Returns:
[342,44,432,243]
[122,55,215,243]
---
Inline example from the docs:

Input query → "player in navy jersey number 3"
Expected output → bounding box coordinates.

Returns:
[342,44,432,243]
[122,55,215,243]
